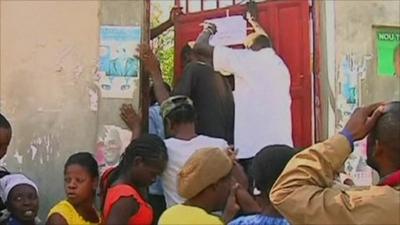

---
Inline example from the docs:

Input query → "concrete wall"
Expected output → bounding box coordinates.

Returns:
[0,0,145,220]
[320,0,400,136]
[318,0,399,185]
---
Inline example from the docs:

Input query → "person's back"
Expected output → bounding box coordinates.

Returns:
[159,95,228,207]
[193,20,293,160]
[174,61,234,145]
[162,135,228,207]
[159,148,239,225]
[214,46,292,159]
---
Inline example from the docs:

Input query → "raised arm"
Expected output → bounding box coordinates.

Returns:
[150,6,183,40]
[120,104,142,140]
[269,103,397,225]
[136,44,170,104]
[246,14,267,36]
[193,22,217,59]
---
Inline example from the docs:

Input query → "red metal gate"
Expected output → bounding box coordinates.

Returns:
[174,0,312,148]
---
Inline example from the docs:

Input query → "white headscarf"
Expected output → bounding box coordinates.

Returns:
[0,174,38,202]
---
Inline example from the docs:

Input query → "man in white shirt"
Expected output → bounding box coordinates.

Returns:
[194,17,293,174]
[160,96,228,208]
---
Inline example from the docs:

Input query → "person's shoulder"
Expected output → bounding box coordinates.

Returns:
[48,200,75,218]
[50,200,73,210]
[195,135,228,147]
[185,62,213,72]
[149,105,161,116]
[158,204,188,224]
[164,137,177,145]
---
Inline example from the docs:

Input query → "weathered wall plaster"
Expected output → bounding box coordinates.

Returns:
[0,0,144,220]
[320,0,399,185]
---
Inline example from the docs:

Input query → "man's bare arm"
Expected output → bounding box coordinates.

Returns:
[247,14,267,36]
[193,22,216,58]
[136,44,169,104]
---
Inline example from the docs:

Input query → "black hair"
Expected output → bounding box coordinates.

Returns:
[150,82,171,106]
[252,145,295,195]
[120,134,167,170]
[0,114,11,130]
[253,35,272,49]
[106,134,167,188]
[369,101,400,164]
[165,104,197,126]
[64,152,99,179]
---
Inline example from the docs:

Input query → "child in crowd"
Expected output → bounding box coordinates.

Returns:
[102,134,168,225]
[0,174,39,225]
[46,152,100,225]
[229,145,295,225]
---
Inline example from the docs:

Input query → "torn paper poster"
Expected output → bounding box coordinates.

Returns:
[96,125,132,175]
[98,26,141,99]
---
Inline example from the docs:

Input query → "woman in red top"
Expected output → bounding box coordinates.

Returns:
[102,134,168,225]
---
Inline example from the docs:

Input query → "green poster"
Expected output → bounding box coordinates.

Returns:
[376,29,400,77]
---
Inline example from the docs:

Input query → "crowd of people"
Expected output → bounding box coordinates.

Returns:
[0,9,399,225]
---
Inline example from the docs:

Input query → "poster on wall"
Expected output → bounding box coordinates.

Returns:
[95,125,132,175]
[97,26,141,98]
[376,28,400,77]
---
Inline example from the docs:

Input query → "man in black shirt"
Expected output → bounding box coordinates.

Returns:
[138,43,234,145]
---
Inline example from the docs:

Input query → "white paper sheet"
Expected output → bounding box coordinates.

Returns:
[207,15,247,46]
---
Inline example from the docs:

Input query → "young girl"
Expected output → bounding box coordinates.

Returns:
[46,152,100,225]
[102,134,168,225]
[0,173,39,225]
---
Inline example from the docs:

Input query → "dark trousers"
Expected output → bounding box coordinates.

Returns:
[148,194,166,225]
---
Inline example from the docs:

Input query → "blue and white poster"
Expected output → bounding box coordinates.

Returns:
[97,26,141,98]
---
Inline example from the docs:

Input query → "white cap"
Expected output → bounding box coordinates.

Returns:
[0,174,38,202]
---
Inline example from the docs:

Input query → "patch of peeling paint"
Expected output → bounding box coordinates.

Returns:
[13,149,23,165]
[28,134,59,164]
[335,53,372,130]
[88,88,98,112]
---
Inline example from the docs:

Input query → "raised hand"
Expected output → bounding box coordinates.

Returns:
[343,103,385,141]
[201,22,217,35]
[169,6,183,23]
[136,44,162,78]
[223,182,240,223]
[120,104,141,131]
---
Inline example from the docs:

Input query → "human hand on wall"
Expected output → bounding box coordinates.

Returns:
[343,103,385,141]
